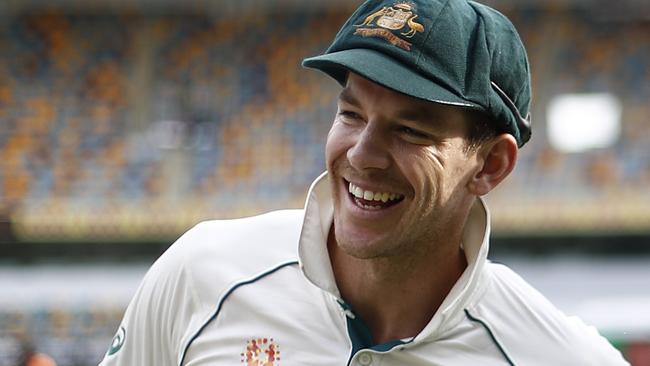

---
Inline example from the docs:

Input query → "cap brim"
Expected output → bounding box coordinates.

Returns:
[302,48,479,109]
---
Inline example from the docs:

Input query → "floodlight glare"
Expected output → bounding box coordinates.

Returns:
[546,93,622,153]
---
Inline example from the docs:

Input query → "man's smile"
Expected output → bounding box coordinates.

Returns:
[344,179,405,211]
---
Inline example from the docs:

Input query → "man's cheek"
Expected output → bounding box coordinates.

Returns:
[325,133,349,166]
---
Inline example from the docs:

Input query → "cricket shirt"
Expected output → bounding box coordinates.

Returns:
[100,172,628,366]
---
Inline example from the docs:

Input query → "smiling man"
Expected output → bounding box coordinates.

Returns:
[101,1,628,365]
[324,72,500,345]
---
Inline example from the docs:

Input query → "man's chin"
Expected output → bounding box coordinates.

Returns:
[333,224,394,259]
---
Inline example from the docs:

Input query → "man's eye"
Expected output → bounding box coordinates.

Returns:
[339,111,361,120]
[339,111,359,119]
[399,126,429,139]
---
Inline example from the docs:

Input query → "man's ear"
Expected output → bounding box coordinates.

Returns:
[468,133,518,196]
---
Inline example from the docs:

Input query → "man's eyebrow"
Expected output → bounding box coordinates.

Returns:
[337,88,359,106]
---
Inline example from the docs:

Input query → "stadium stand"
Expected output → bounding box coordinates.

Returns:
[0,4,649,364]
[1,8,649,239]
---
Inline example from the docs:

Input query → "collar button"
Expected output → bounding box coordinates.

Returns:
[358,352,373,366]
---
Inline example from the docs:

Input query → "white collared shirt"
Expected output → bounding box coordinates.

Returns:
[100,173,628,366]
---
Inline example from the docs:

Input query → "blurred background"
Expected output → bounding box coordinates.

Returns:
[0,0,649,364]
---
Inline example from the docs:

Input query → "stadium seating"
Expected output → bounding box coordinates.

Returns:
[0,7,648,364]
[2,9,648,239]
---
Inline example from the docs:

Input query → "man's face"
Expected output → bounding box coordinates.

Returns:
[326,73,484,259]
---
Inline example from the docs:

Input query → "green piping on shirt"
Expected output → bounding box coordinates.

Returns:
[465,308,516,366]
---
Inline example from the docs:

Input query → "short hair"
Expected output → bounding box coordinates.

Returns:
[464,110,499,152]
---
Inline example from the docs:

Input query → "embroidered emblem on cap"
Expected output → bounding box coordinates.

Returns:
[240,337,280,365]
[354,2,424,51]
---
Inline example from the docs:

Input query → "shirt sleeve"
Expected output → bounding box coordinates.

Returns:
[98,233,200,366]
[565,315,631,365]
[483,263,631,365]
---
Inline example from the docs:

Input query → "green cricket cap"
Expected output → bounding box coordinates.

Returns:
[303,0,532,147]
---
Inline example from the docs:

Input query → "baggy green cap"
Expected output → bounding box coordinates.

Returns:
[303,0,532,147]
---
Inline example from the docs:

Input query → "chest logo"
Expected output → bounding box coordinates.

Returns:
[354,2,424,51]
[240,337,280,366]
[107,326,126,356]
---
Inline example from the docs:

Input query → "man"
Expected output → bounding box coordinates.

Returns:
[101,0,628,365]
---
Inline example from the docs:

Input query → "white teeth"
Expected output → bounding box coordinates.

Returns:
[354,186,364,198]
[347,182,403,203]
[373,192,382,201]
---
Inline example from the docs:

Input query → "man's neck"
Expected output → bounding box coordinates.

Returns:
[328,230,468,345]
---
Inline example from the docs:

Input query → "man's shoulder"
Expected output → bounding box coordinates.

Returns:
[482,261,555,309]
[178,207,302,248]
[180,208,305,254]
[468,262,627,364]
[151,209,304,305]
[99,209,307,365]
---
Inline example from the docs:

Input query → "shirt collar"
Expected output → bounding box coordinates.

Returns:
[298,172,492,340]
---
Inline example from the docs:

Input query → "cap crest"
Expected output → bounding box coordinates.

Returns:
[353,2,424,51]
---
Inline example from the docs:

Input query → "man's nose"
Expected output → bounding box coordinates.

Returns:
[346,125,391,171]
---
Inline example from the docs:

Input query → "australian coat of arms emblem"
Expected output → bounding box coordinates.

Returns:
[354,2,424,50]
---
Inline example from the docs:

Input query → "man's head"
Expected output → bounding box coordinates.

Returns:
[303,0,529,258]
[323,72,516,258]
